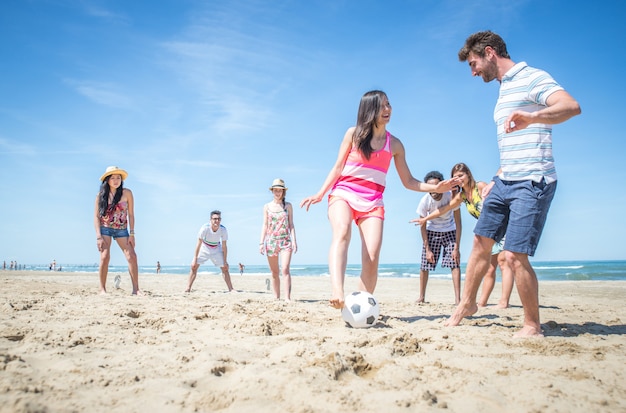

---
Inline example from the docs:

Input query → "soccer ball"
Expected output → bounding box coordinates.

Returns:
[341,291,380,328]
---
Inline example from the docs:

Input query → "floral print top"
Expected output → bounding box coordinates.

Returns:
[266,206,290,241]
[100,201,128,229]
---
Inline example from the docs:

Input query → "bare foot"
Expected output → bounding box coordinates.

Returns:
[416,296,425,304]
[513,325,544,338]
[495,301,510,309]
[329,295,344,309]
[330,287,345,309]
[477,301,488,308]
[99,290,107,295]
[184,289,191,293]
[444,302,478,326]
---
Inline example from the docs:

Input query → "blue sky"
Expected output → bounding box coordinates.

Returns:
[1,0,624,267]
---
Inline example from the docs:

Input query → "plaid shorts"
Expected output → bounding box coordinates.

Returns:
[420,229,460,271]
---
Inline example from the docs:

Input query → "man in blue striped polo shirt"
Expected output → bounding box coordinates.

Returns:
[446,31,581,337]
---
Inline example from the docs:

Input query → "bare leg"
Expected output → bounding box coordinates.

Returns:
[221,267,234,292]
[478,255,498,307]
[185,263,200,292]
[445,235,494,326]
[328,201,352,309]
[280,250,293,301]
[417,270,429,303]
[98,237,112,294]
[357,217,383,294]
[451,267,461,305]
[505,252,543,337]
[497,252,514,309]
[267,254,281,299]
[117,237,139,295]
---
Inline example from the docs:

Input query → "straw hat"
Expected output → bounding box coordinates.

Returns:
[100,166,128,182]
[269,178,287,190]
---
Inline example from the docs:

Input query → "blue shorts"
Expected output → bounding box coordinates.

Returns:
[100,226,129,239]
[475,177,556,256]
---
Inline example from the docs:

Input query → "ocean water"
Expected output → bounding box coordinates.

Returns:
[16,260,626,281]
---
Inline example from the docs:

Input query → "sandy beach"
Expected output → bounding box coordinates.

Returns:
[1,270,624,413]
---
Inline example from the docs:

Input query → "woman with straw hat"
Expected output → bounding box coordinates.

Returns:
[94,166,140,295]
[260,178,297,301]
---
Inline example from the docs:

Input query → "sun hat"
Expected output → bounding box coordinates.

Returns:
[269,178,287,190]
[100,166,128,182]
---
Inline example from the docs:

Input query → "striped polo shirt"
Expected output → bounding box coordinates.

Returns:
[330,131,393,212]
[494,62,564,183]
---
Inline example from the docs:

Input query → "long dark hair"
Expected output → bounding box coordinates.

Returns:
[98,178,124,217]
[353,90,387,160]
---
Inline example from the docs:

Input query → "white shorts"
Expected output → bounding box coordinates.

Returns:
[195,247,225,267]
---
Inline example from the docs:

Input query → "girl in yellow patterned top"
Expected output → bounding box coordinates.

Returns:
[413,163,513,308]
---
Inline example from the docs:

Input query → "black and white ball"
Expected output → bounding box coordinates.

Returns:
[341,291,380,328]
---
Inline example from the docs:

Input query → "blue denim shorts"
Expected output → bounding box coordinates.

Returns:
[100,226,129,239]
[474,177,557,256]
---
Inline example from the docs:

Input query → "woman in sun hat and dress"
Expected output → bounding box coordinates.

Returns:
[94,166,140,295]
[260,178,297,301]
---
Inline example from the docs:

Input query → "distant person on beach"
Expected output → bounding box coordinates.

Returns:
[414,162,514,308]
[238,263,245,276]
[446,31,581,337]
[156,261,161,274]
[300,90,461,309]
[260,178,297,301]
[411,171,462,305]
[94,166,140,295]
[185,210,235,293]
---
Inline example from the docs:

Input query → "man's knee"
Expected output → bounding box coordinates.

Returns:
[503,251,529,269]
[473,235,494,254]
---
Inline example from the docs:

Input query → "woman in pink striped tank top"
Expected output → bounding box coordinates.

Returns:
[300,91,460,310]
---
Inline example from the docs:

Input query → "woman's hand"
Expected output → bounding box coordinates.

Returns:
[300,194,323,211]
[434,177,463,193]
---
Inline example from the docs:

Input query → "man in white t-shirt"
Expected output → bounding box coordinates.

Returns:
[413,171,461,304]
[185,210,235,292]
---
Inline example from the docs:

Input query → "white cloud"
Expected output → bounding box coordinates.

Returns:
[64,79,135,110]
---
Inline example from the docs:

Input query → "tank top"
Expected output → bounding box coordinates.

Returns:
[461,186,482,219]
[100,201,128,229]
[265,205,291,240]
[329,131,393,212]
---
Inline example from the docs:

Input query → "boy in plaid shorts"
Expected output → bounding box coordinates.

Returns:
[414,171,462,304]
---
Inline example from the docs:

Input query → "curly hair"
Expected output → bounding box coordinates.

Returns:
[458,30,510,62]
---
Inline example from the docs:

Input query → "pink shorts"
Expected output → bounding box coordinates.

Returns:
[328,195,385,223]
